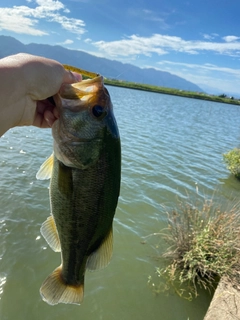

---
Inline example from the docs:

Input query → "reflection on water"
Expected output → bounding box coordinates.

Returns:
[0,87,240,320]
[0,275,7,299]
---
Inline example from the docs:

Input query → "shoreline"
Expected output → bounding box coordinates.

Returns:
[204,277,240,319]
[104,78,240,106]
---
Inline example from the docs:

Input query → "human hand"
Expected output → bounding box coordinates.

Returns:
[0,53,82,135]
[20,53,82,128]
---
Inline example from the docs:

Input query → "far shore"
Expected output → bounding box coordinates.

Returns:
[104,78,240,106]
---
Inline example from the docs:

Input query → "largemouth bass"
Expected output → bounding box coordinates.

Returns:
[36,74,121,305]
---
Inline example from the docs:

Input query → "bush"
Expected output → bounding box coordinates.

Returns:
[147,198,240,300]
[223,148,240,179]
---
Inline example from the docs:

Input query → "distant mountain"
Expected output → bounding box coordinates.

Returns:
[0,35,203,92]
[0,36,26,57]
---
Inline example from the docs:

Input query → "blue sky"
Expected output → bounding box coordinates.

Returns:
[0,0,240,95]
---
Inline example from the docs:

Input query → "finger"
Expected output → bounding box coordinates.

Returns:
[44,110,56,127]
[34,100,56,128]
[63,70,82,84]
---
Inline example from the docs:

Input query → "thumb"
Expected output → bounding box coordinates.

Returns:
[62,70,82,84]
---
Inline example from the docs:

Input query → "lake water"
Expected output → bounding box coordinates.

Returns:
[0,86,240,320]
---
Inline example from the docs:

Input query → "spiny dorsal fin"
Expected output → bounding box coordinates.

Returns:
[36,154,54,180]
[86,226,113,271]
[40,216,61,252]
[40,266,84,305]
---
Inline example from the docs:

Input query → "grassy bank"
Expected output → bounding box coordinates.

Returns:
[146,198,240,300]
[104,78,240,106]
[223,148,240,179]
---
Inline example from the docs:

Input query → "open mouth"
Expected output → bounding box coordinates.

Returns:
[47,96,56,106]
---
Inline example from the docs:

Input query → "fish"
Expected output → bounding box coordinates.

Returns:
[36,74,121,305]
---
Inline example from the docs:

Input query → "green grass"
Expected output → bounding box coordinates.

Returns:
[104,78,240,106]
[147,198,240,300]
[223,148,240,179]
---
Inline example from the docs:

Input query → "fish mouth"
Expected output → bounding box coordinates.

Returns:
[59,76,106,100]
[52,75,110,113]
[47,76,105,108]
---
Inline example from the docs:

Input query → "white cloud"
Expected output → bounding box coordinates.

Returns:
[0,7,47,35]
[202,33,219,40]
[142,9,169,25]
[155,60,240,94]
[94,34,168,57]
[157,60,240,77]
[93,33,240,57]
[202,34,214,40]
[128,8,170,29]
[0,0,86,36]
[35,0,64,12]
[57,39,74,45]
[50,14,85,34]
[223,35,240,42]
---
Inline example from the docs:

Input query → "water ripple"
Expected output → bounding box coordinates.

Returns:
[0,88,240,319]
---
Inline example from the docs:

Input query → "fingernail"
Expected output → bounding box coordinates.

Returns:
[71,71,82,82]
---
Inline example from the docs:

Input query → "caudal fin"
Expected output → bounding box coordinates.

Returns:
[40,266,84,305]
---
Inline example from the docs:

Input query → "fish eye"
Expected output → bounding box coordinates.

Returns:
[92,105,106,119]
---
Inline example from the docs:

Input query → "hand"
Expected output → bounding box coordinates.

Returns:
[0,53,82,135]
[20,53,82,128]
[34,98,61,129]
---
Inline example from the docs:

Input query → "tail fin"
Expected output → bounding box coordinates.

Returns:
[40,266,84,305]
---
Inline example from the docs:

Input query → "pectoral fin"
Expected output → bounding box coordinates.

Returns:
[40,215,61,252]
[86,226,113,271]
[36,153,54,180]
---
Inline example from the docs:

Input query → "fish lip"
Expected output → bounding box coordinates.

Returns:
[59,76,104,98]
[54,76,109,113]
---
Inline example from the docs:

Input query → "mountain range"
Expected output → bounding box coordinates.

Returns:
[0,35,203,92]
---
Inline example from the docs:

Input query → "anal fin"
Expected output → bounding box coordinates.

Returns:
[86,226,113,271]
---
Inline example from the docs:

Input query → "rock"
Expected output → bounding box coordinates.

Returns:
[204,277,240,320]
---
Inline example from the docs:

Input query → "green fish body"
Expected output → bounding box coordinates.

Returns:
[37,76,121,305]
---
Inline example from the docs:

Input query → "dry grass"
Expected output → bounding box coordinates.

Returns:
[147,198,240,300]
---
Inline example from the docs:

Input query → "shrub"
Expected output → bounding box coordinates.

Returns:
[223,148,240,179]
[147,198,240,300]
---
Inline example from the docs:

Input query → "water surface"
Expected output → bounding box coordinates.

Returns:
[0,87,240,320]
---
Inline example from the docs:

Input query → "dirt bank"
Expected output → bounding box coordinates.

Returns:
[204,277,240,320]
